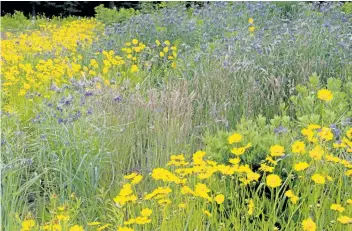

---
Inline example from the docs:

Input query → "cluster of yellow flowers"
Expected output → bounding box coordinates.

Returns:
[16,74,351,229]
[156,39,177,68]
[103,90,351,231]
[248,17,255,33]
[1,19,102,113]
[1,20,178,115]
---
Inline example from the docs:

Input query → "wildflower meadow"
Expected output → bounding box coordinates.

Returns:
[1,2,352,231]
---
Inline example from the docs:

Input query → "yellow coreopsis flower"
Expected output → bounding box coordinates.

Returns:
[69,225,84,231]
[249,26,255,32]
[309,145,324,160]
[141,208,153,217]
[266,174,282,188]
[311,174,325,184]
[317,89,333,101]
[248,18,254,24]
[203,210,212,217]
[132,39,139,45]
[228,133,242,144]
[215,194,225,204]
[270,145,285,157]
[294,162,309,172]
[259,163,274,173]
[131,64,139,73]
[87,221,101,226]
[118,227,134,231]
[291,141,306,154]
[302,218,317,231]
[330,203,345,212]
[97,224,111,231]
[337,216,352,224]
[318,127,333,141]
[21,219,36,231]
[248,199,254,215]
[178,203,187,209]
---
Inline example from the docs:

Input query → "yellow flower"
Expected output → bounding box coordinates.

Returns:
[229,158,241,165]
[97,224,111,231]
[159,51,165,57]
[228,133,242,144]
[347,199,352,204]
[248,18,254,24]
[302,218,317,231]
[178,203,187,209]
[141,208,153,217]
[131,175,143,185]
[151,168,185,184]
[158,198,171,206]
[215,194,225,204]
[317,89,333,101]
[171,62,177,69]
[249,26,255,32]
[132,39,139,45]
[118,227,134,231]
[259,163,274,173]
[291,141,305,154]
[163,47,169,53]
[290,195,299,204]
[124,219,135,225]
[285,190,294,198]
[248,199,254,215]
[155,40,161,46]
[171,46,177,51]
[131,64,139,73]
[285,190,299,204]
[87,221,101,226]
[203,210,212,217]
[270,145,285,157]
[266,174,282,188]
[337,216,352,224]
[266,156,277,166]
[69,225,84,231]
[124,173,138,179]
[345,170,352,177]
[330,203,345,212]
[346,128,352,139]
[57,214,70,221]
[294,162,309,172]
[318,127,333,141]
[309,145,324,160]
[311,174,325,184]
[231,147,246,156]
[164,40,171,46]
[21,219,35,231]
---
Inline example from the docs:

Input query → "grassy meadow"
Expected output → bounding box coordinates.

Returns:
[1,2,352,231]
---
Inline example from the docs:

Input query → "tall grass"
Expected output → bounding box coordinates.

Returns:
[1,2,352,230]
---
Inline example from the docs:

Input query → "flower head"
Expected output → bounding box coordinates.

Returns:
[266,174,282,188]
[311,174,325,184]
[294,162,310,172]
[330,203,345,212]
[215,194,225,204]
[317,89,333,101]
[302,218,317,231]
[228,133,242,144]
[270,145,285,157]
